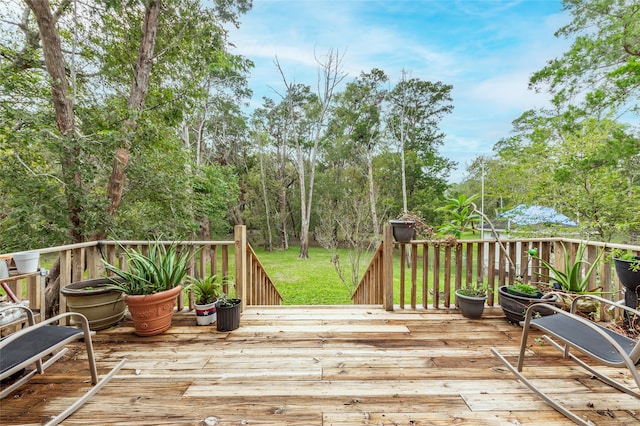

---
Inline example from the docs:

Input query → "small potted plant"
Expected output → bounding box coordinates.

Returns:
[498,280,557,324]
[389,211,433,243]
[215,293,242,332]
[102,241,196,336]
[455,284,487,319]
[611,249,640,310]
[187,275,223,326]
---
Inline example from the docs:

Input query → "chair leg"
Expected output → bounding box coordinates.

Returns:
[491,348,595,426]
[542,335,640,399]
[43,358,127,426]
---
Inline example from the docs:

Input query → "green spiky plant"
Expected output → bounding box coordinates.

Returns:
[534,242,602,293]
[103,241,197,295]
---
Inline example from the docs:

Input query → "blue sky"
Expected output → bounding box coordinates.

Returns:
[227,0,571,182]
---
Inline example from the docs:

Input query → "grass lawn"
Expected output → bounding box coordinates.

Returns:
[253,246,367,305]
[254,245,461,306]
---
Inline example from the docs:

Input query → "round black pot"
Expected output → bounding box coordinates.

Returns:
[455,291,487,319]
[613,257,640,310]
[216,299,241,331]
[498,285,557,324]
[61,277,126,330]
[389,220,415,243]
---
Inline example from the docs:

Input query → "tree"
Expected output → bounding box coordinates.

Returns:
[275,49,347,258]
[386,73,455,218]
[23,0,81,242]
[530,0,640,116]
[437,194,481,237]
[329,68,388,240]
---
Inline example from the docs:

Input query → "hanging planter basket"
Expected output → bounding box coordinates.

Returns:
[389,220,416,243]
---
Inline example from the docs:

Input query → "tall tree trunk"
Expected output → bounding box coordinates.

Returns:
[366,148,380,241]
[277,135,289,250]
[295,144,309,258]
[26,0,82,243]
[26,0,83,316]
[106,0,161,218]
[259,139,273,251]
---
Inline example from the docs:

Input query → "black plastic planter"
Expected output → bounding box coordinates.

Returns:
[389,220,415,243]
[216,299,241,331]
[613,257,640,311]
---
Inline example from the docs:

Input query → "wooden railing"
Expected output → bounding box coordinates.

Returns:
[1,226,281,318]
[354,224,640,311]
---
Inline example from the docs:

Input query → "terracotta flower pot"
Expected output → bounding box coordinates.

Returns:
[124,285,182,336]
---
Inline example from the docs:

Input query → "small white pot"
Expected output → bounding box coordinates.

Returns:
[13,251,40,274]
[194,302,217,326]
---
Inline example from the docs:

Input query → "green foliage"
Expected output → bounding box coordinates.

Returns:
[187,275,223,305]
[103,241,197,295]
[506,283,539,297]
[534,242,603,293]
[216,293,241,308]
[192,163,239,236]
[0,0,251,249]
[456,284,487,298]
[530,0,640,113]
[611,249,640,272]
[436,194,481,237]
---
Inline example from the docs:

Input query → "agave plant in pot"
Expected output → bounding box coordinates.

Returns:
[187,275,223,326]
[534,242,603,314]
[103,241,196,336]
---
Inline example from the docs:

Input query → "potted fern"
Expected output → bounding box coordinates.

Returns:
[102,241,196,336]
[187,275,223,326]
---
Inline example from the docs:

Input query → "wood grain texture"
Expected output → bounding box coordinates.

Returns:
[1,305,638,425]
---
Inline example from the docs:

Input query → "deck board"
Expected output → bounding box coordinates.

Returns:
[1,305,638,425]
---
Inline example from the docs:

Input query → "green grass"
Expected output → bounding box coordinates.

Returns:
[254,247,369,305]
[256,245,462,306]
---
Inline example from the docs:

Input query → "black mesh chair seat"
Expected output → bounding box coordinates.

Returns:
[0,305,125,426]
[531,313,637,365]
[1,325,84,377]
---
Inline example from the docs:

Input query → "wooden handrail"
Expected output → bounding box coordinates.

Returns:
[353,226,640,311]
[245,243,283,306]
[0,227,282,318]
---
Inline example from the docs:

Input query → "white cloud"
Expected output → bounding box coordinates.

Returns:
[227,0,571,182]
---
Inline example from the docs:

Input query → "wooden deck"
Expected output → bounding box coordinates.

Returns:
[1,305,638,425]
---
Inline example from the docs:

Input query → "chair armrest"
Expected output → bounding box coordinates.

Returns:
[569,293,640,317]
[0,308,93,351]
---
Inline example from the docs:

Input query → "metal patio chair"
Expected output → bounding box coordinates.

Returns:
[1,305,126,426]
[492,293,640,426]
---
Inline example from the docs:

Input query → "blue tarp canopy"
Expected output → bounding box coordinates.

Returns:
[498,204,577,227]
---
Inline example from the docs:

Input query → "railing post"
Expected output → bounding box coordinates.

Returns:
[383,224,394,311]
[59,249,72,324]
[234,225,247,311]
